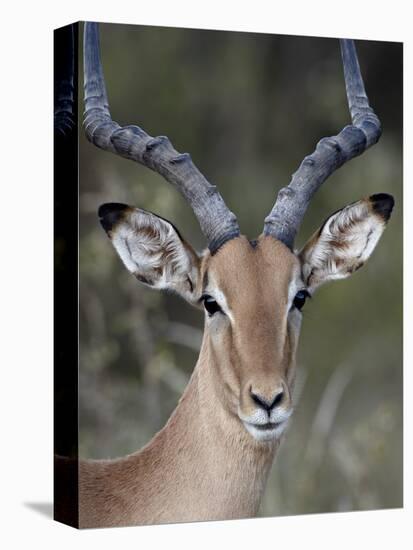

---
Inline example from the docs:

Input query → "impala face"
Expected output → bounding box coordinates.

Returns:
[202,236,301,442]
[98,193,393,444]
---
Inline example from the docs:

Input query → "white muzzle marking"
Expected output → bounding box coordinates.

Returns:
[238,407,293,442]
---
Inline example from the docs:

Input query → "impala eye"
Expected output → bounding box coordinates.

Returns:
[293,290,310,311]
[202,295,222,316]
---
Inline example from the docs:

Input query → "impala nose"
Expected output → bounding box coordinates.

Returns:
[250,388,284,412]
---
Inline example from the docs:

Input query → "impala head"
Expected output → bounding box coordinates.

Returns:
[97,193,393,442]
[84,23,394,444]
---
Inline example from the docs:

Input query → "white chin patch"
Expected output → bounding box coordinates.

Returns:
[242,420,288,443]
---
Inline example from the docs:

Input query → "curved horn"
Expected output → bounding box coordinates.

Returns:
[83,22,240,253]
[263,39,381,249]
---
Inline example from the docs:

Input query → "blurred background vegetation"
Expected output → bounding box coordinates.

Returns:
[78,22,402,517]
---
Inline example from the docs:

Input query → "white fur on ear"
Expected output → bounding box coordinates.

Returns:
[98,204,200,302]
[299,194,394,292]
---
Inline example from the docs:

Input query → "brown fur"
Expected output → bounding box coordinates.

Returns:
[79,195,390,528]
[79,237,300,528]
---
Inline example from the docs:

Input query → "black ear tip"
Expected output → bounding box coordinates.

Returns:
[370,193,395,222]
[98,203,129,233]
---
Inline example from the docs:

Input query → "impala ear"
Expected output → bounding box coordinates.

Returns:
[98,203,201,304]
[299,194,394,293]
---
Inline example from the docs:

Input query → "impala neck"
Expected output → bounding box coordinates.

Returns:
[138,334,278,522]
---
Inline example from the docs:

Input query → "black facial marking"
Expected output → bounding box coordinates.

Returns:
[202,294,222,316]
[293,290,310,311]
[98,203,129,233]
[370,193,394,222]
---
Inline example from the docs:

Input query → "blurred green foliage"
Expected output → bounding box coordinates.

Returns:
[78,23,402,516]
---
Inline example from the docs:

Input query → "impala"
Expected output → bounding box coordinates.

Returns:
[79,22,394,528]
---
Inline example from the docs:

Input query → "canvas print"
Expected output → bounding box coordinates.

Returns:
[54,21,402,529]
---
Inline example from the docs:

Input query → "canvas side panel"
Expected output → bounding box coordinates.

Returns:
[53,22,79,529]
